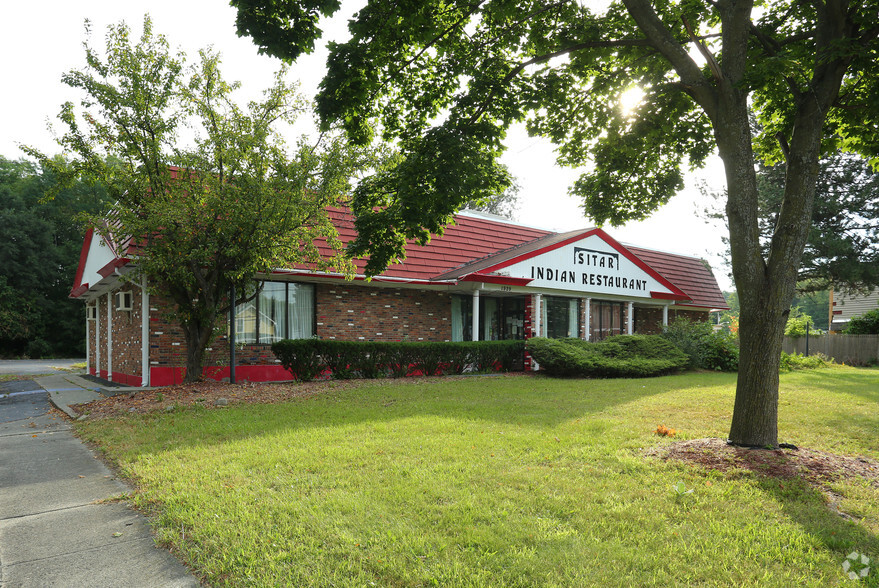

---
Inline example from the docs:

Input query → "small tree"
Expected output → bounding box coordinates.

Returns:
[845,308,879,335]
[784,307,823,338]
[27,17,371,382]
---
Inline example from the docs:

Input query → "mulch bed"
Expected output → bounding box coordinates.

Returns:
[650,437,879,490]
[72,373,530,419]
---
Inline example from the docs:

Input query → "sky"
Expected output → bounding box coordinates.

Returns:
[1,0,732,290]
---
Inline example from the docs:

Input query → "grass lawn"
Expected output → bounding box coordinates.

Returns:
[78,368,879,587]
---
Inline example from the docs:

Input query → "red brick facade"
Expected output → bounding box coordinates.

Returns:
[86,281,713,386]
[315,284,451,342]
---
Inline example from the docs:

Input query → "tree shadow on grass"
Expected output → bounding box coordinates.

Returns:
[81,372,724,457]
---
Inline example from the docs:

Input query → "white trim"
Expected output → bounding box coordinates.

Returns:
[471,289,480,342]
[95,299,100,376]
[584,297,591,341]
[140,277,150,387]
[662,304,669,327]
[627,302,634,335]
[534,294,542,337]
[106,291,113,381]
[85,305,90,373]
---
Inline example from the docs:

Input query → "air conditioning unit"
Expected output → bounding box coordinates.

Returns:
[86,306,97,320]
[115,291,133,312]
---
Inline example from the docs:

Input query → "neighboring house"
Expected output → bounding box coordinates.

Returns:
[70,208,728,386]
[831,289,879,331]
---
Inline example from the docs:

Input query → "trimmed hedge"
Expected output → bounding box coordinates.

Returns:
[526,335,689,378]
[271,339,525,382]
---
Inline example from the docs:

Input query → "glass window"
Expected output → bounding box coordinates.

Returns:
[590,300,623,341]
[234,281,314,343]
[543,296,579,339]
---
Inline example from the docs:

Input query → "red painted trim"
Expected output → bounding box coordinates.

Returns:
[99,369,108,379]
[69,228,94,298]
[97,257,131,278]
[833,310,843,315]
[111,371,142,386]
[149,365,296,387]
[477,228,690,300]
[481,229,600,272]
[460,274,533,286]
[650,291,690,301]
[70,283,90,298]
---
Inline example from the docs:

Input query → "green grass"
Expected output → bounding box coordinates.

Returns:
[78,368,879,587]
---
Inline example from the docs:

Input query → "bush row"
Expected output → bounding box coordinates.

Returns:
[526,335,689,378]
[271,339,525,381]
[659,318,739,372]
[780,351,835,371]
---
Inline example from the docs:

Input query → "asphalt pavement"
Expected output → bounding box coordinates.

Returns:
[0,359,86,376]
[0,376,200,587]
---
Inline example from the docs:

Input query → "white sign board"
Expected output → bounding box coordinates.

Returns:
[501,234,674,298]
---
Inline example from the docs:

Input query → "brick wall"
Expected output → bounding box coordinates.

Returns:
[111,283,144,381]
[634,306,710,335]
[316,283,452,342]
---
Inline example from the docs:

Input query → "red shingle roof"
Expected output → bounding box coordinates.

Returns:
[628,246,729,310]
[307,209,727,309]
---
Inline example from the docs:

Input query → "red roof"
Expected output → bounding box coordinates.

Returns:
[628,246,729,310]
[73,205,727,309]
[305,208,552,281]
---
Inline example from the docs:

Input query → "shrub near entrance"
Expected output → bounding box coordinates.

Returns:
[526,335,688,378]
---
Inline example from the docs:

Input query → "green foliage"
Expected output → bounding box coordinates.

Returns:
[779,352,834,372]
[784,307,824,338]
[271,339,525,381]
[0,157,111,357]
[28,17,375,379]
[660,318,739,372]
[526,335,688,378]
[845,308,879,335]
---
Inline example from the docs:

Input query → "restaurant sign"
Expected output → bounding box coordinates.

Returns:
[501,234,675,298]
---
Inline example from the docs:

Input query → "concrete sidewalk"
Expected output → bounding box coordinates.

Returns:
[0,378,199,587]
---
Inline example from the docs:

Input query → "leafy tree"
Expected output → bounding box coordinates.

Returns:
[845,308,879,334]
[784,307,823,338]
[0,157,109,357]
[705,152,879,294]
[232,0,879,447]
[27,17,372,382]
[465,171,520,219]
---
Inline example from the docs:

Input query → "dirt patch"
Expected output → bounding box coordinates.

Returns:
[73,373,530,419]
[650,437,879,490]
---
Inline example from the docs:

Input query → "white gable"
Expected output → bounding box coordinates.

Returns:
[79,233,116,291]
[501,234,675,298]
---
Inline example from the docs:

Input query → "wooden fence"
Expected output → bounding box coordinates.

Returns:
[782,334,879,365]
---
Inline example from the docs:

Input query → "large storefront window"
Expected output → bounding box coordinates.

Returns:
[542,296,579,339]
[590,300,624,341]
[235,281,314,343]
[451,295,525,341]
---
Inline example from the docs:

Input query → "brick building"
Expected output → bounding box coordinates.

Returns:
[70,209,728,386]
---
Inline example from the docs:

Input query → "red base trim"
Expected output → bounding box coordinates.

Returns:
[111,372,142,387]
[149,365,295,387]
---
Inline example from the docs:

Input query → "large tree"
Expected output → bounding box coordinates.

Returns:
[0,157,110,357]
[27,17,371,382]
[231,0,879,446]
[706,151,879,295]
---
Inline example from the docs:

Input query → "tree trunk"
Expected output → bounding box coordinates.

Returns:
[182,314,217,383]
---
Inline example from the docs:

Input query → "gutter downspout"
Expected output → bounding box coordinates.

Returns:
[140,276,150,387]
[471,287,481,341]
[106,291,113,382]
[85,304,90,375]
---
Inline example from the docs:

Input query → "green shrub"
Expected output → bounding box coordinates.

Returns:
[271,339,325,381]
[271,339,525,381]
[785,306,823,337]
[526,335,688,378]
[660,318,739,371]
[844,308,879,334]
[779,351,834,371]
